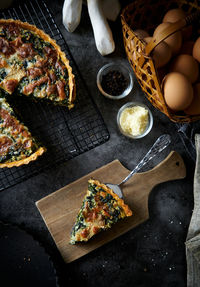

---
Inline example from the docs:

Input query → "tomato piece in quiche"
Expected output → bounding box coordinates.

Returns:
[0,19,75,109]
[0,92,45,168]
[70,179,132,244]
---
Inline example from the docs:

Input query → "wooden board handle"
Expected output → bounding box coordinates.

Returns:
[131,151,186,192]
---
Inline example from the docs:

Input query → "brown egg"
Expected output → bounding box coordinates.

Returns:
[162,8,192,41]
[163,8,185,23]
[133,29,149,39]
[185,83,200,115]
[163,72,193,111]
[144,37,172,68]
[170,54,199,83]
[153,22,182,55]
[179,41,194,55]
[193,37,200,63]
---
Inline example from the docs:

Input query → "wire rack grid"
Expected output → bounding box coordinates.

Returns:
[0,0,109,191]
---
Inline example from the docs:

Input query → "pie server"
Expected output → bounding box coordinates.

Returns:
[106,134,171,198]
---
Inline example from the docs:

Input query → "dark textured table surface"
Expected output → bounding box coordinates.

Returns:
[0,1,196,286]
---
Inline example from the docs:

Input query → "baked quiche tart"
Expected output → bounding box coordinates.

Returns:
[0,19,76,167]
[0,19,75,108]
[70,179,132,244]
[0,91,45,168]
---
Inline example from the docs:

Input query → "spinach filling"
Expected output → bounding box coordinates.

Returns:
[87,183,122,222]
[71,200,87,237]
[55,67,62,79]
[0,118,38,163]
[21,29,54,58]
[0,69,7,82]
[17,77,29,94]
[88,182,97,194]
[0,27,6,38]
[8,57,21,67]
[21,30,44,56]
[86,195,95,209]
[88,183,123,225]
[0,27,14,41]
[22,60,28,68]
[0,145,36,163]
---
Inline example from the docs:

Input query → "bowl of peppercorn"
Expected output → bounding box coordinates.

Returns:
[97,62,133,100]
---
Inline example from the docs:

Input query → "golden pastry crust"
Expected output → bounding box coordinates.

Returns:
[0,146,45,168]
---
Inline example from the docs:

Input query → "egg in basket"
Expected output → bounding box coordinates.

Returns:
[121,0,200,123]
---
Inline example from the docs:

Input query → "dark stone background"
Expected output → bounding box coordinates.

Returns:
[0,1,197,286]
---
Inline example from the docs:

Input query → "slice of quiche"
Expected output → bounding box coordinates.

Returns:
[0,92,45,168]
[70,179,132,244]
[0,19,75,109]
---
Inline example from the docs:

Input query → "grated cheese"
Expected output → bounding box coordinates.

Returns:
[120,106,149,136]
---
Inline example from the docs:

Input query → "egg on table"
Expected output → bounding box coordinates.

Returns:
[185,83,200,115]
[144,36,172,68]
[153,22,182,55]
[170,54,199,83]
[163,72,193,111]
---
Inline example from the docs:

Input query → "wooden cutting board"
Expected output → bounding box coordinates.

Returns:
[36,151,186,263]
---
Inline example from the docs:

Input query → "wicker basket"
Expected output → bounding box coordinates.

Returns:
[121,0,200,123]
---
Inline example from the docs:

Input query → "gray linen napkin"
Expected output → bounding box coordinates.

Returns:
[186,134,200,287]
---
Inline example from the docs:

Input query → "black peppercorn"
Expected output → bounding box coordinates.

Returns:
[101,70,128,96]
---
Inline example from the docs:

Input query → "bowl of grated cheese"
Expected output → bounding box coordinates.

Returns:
[117,102,153,139]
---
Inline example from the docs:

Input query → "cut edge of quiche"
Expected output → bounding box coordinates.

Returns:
[70,179,132,244]
[0,94,46,168]
[0,18,76,109]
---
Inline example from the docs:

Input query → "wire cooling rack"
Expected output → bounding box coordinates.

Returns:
[0,0,110,191]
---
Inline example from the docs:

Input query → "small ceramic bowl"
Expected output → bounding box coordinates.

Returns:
[117,102,153,139]
[97,62,133,100]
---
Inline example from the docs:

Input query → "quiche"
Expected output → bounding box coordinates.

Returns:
[70,179,132,244]
[0,19,75,108]
[0,19,76,167]
[0,90,45,167]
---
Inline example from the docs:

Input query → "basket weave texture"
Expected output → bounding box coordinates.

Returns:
[121,0,200,123]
